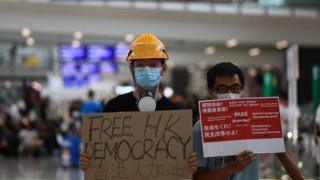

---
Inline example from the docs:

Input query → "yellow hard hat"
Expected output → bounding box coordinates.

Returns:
[127,34,169,61]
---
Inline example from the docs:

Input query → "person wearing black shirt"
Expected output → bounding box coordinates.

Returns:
[103,92,177,112]
[80,34,179,170]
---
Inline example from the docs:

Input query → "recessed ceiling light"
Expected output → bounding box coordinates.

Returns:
[204,46,216,55]
[225,38,239,48]
[248,48,261,57]
[275,40,289,50]
[125,33,135,43]
[73,31,83,40]
[21,28,31,37]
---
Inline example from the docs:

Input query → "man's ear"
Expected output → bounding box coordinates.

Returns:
[208,88,216,99]
[129,62,134,69]
[129,63,136,83]
[160,63,167,76]
[129,63,134,73]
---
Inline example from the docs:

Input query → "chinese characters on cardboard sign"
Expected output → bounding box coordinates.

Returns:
[81,110,193,180]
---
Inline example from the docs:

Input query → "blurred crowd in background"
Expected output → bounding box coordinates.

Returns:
[0,77,319,177]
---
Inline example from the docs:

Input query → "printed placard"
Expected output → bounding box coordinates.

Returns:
[199,97,285,157]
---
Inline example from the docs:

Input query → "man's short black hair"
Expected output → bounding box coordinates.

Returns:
[206,62,245,89]
[88,90,94,98]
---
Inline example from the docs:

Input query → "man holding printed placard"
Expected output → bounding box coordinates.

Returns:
[199,97,285,158]
[188,62,303,180]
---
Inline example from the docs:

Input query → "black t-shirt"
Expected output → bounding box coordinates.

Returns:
[103,92,179,112]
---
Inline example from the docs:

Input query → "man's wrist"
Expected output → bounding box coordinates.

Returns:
[226,163,239,175]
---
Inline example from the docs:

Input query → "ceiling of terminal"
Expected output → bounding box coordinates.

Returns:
[0,0,320,47]
[50,0,320,7]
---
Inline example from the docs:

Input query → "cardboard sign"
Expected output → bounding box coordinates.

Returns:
[81,110,193,180]
[199,97,285,157]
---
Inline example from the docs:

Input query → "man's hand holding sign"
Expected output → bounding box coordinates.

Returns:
[189,62,303,180]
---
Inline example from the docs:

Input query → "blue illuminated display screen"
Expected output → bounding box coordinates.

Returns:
[63,75,88,88]
[88,74,101,82]
[61,63,78,75]
[80,63,100,74]
[101,62,118,74]
[87,45,115,61]
[60,45,86,61]
[60,44,118,88]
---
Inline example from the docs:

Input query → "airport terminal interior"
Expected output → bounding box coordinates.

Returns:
[0,0,320,179]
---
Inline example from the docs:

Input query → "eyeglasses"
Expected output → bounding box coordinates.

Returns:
[214,84,242,94]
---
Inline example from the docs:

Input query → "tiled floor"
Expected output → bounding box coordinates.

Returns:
[0,140,318,180]
[0,156,83,180]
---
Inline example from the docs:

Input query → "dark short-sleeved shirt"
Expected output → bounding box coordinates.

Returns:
[103,92,179,112]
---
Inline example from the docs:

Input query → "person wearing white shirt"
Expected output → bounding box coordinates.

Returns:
[315,105,320,177]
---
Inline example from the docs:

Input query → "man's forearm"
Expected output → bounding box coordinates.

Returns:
[276,153,304,180]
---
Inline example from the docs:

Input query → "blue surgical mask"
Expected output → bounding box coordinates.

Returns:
[134,67,161,90]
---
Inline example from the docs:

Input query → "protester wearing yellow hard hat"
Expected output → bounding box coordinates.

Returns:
[127,34,169,61]
[126,34,169,97]
[79,34,180,170]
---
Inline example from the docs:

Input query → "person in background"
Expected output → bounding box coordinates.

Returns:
[18,118,44,157]
[0,112,20,157]
[279,90,289,141]
[80,34,180,170]
[188,62,304,180]
[80,90,103,115]
[314,104,320,177]
[57,123,81,168]
[316,105,320,136]
[0,119,8,155]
